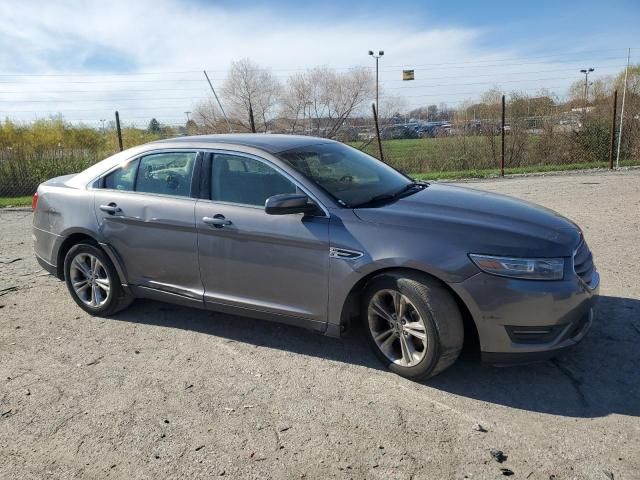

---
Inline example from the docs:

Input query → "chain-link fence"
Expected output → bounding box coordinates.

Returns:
[1,92,639,198]
[0,126,174,197]
[353,94,640,177]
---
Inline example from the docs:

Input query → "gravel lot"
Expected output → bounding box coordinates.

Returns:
[1,170,639,480]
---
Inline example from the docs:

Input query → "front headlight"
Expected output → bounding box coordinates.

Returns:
[469,254,564,280]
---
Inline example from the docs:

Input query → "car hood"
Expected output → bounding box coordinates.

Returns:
[353,183,581,257]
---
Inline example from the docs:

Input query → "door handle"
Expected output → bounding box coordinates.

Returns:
[202,214,232,228]
[99,203,122,215]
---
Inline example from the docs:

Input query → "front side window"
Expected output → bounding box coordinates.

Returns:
[277,142,412,207]
[211,154,297,207]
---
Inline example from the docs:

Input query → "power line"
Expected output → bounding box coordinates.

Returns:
[3,106,210,113]
[0,96,211,104]
[382,76,585,90]
[3,82,575,113]
[0,54,632,85]
[376,55,628,72]
[0,87,211,94]
[0,47,633,77]
[0,71,613,104]
[380,85,571,99]
[379,49,634,68]
[0,63,627,94]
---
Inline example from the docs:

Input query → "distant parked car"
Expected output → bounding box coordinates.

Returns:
[418,122,452,138]
[381,124,420,140]
[32,134,599,380]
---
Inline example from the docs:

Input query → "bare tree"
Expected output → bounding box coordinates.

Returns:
[192,99,225,133]
[280,67,374,138]
[378,95,408,122]
[280,73,310,134]
[222,58,281,132]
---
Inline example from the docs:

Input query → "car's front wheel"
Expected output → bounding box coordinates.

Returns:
[362,272,464,380]
[64,243,133,316]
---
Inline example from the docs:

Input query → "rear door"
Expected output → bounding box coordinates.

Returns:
[195,151,330,327]
[93,150,203,300]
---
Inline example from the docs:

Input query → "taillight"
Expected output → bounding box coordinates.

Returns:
[31,192,38,211]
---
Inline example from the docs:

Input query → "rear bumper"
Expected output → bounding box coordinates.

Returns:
[32,225,60,275]
[449,268,599,361]
[35,254,58,276]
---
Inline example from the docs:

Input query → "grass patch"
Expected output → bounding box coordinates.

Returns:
[412,160,639,181]
[0,196,32,208]
[352,136,486,159]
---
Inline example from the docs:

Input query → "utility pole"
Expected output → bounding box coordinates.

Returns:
[99,119,106,134]
[368,50,384,111]
[203,70,233,133]
[580,67,594,115]
[184,111,191,122]
[616,48,631,169]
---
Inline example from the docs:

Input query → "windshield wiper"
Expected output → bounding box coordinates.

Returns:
[351,182,426,208]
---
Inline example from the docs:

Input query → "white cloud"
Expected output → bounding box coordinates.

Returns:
[0,0,626,125]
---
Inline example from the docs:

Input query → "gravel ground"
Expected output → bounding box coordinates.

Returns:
[1,170,639,480]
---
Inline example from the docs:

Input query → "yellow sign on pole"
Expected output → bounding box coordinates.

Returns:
[402,70,415,81]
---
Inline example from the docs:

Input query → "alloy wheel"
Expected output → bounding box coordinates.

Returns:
[69,253,111,308]
[367,289,428,367]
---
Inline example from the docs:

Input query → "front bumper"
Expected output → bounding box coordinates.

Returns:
[449,268,599,363]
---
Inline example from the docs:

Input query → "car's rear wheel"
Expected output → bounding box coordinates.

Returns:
[362,272,464,380]
[64,243,133,316]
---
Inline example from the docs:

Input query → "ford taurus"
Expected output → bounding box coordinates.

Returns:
[32,135,599,379]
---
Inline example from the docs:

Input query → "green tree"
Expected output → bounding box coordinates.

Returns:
[147,118,161,133]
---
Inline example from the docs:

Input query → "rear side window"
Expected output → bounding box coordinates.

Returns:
[102,152,198,197]
[104,159,139,191]
[211,154,297,206]
[136,152,197,197]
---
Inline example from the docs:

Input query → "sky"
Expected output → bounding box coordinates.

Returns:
[0,0,638,126]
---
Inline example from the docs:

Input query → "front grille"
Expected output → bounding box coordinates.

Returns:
[573,239,595,285]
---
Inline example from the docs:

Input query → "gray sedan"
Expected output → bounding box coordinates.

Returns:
[32,134,599,379]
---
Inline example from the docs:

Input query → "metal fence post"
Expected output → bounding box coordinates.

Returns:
[372,103,384,163]
[609,90,618,170]
[115,111,123,152]
[249,104,256,133]
[501,95,505,177]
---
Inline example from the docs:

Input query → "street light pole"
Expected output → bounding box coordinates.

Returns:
[580,67,594,114]
[368,50,384,110]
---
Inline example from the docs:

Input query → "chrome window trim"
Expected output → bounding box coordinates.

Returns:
[86,147,330,217]
[200,148,330,218]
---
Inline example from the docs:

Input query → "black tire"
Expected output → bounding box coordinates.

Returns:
[362,271,464,380]
[64,243,133,316]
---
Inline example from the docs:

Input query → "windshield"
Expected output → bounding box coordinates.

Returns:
[277,142,412,207]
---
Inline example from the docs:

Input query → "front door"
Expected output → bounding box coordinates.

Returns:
[93,151,203,300]
[195,152,329,328]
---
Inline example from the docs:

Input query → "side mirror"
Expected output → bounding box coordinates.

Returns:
[265,193,319,215]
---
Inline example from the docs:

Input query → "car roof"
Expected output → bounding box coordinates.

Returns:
[151,134,334,154]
